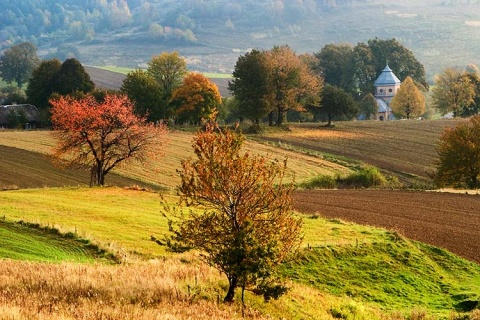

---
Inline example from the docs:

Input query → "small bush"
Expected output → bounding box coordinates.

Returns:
[300,174,337,189]
[338,167,387,188]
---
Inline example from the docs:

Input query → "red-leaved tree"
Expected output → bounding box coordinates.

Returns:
[50,94,166,186]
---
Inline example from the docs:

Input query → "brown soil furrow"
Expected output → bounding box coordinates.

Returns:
[293,190,480,263]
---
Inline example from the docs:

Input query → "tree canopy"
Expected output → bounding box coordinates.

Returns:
[50,58,95,96]
[0,42,40,87]
[50,94,166,186]
[229,46,322,126]
[315,38,427,97]
[435,116,480,189]
[26,59,62,110]
[162,125,302,303]
[431,68,475,117]
[228,49,272,124]
[317,85,359,126]
[170,72,221,125]
[390,76,425,119]
[121,69,164,121]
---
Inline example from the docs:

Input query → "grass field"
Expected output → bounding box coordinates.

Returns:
[0,219,112,263]
[0,187,479,319]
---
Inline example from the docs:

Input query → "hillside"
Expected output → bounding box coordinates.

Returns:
[2,1,480,79]
[1,187,479,319]
[0,130,348,190]
[256,119,466,186]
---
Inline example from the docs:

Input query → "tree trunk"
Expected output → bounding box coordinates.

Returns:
[268,111,274,126]
[224,275,238,303]
[276,107,285,126]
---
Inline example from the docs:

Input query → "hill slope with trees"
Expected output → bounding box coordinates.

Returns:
[1,0,479,79]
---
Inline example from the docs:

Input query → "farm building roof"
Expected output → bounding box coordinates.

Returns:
[0,104,40,126]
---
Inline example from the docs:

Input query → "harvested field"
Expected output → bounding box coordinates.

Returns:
[293,190,480,263]
[259,120,467,185]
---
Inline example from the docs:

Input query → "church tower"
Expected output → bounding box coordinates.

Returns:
[374,65,401,120]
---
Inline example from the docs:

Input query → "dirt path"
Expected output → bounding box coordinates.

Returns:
[293,190,480,263]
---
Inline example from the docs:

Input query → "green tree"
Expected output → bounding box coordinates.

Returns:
[318,84,359,126]
[228,49,272,124]
[431,68,475,117]
[265,45,322,126]
[51,58,95,95]
[26,59,62,109]
[359,93,378,120]
[0,42,40,87]
[161,125,302,303]
[170,72,221,125]
[314,38,427,96]
[462,69,480,117]
[314,43,353,90]
[390,76,425,119]
[147,51,187,106]
[435,115,480,189]
[367,38,428,90]
[121,69,164,122]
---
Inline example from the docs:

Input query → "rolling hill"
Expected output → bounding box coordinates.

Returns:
[2,1,480,80]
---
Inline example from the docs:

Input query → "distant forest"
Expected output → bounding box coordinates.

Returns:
[2,0,480,78]
[0,0,369,49]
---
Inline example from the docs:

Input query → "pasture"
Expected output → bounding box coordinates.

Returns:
[1,187,479,319]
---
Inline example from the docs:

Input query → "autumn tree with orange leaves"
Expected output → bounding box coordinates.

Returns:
[161,125,302,303]
[50,94,166,186]
[170,72,221,125]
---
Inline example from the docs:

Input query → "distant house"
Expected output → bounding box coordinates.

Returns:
[0,104,40,129]
[373,65,401,121]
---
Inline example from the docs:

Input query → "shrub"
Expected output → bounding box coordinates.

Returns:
[300,174,337,189]
[338,167,387,188]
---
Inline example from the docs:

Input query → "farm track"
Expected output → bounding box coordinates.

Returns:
[293,189,480,264]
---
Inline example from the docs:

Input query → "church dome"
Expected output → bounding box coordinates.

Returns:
[374,65,401,86]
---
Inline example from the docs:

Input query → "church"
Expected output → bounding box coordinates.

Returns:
[373,65,401,121]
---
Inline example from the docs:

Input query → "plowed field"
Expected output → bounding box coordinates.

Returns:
[293,190,480,263]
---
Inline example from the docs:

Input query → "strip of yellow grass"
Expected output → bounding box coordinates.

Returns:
[0,257,393,320]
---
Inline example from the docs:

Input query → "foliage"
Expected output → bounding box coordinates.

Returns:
[367,38,428,90]
[390,76,425,119]
[228,49,272,124]
[0,86,27,105]
[265,46,322,126]
[50,58,95,96]
[359,93,378,120]
[170,73,221,125]
[435,116,480,189]
[120,69,164,122]
[0,42,39,88]
[431,68,475,117]
[461,70,480,117]
[147,52,187,104]
[314,43,354,90]
[162,125,303,302]
[315,38,427,97]
[26,59,62,110]
[316,84,359,126]
[50,94,166,186]
[300,167,388,189]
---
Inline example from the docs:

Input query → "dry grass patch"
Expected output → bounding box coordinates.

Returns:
[0,129,350,189]
[0,257,269,320]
